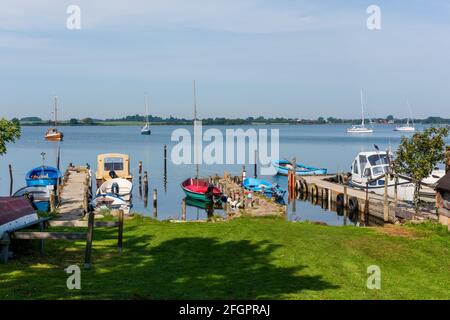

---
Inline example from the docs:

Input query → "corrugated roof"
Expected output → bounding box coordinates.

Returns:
[0,197,36,226]
[436,172,450,192]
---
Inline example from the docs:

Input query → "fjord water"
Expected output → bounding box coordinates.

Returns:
[0,124,429,225]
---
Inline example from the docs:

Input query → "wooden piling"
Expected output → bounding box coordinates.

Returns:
[50,192,56,212]
[383,173,389,222]
[343,185,348,208]
[84,211,95,269]
[8,164,13,196]
[254,150,258,178]
[153,189,158,217]
[118,209,124,253]
[164,145,167,174]
[182,198,186,221]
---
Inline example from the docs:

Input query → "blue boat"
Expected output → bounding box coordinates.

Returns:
[13,186,51,212]
[25,166,62,187]
[272,160,327,176]
[242,178,286,199]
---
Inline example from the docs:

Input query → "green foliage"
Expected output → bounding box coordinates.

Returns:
[394,126,449,208]
[0,118,21,155]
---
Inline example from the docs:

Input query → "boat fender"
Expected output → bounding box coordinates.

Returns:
[296,180,301,192]
[300,180,308,195]
[309,183,319,199]
[111,182,120,195]
[348,197,359,213]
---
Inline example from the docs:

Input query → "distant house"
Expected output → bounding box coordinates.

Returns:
[435,173,450,228]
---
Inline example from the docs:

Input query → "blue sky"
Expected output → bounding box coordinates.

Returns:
[1,0,450,120]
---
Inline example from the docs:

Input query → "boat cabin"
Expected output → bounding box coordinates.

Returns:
[350,151,390,187]
[95,153,132,187]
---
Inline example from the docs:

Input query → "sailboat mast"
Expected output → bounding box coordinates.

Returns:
[145,94,149,125]
[193,80,199,179]
[360,90,365,127]
[54,96,58,127]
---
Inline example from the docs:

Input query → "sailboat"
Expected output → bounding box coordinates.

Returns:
[141,94,151,135]
[347,90,374,134]
[44,96,64,141]
[394,101,415,132]
[180,81,222,202]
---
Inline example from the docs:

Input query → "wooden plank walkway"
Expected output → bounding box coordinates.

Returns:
[57,168,90,221]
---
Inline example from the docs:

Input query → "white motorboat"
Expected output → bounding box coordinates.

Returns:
[96,178,133,201]
[91,194,131,214]
[347,90,374,134]
[349,150,444,202]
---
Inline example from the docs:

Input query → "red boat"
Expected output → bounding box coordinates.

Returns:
[181,178,222,202]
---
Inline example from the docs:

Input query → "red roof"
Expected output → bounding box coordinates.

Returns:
[0,197,36,226]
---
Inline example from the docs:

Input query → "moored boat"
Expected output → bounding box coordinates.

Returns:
[347,90,374,134]
[25,166,62,187]
[45,96,64,141]
[272,160,327,176]
[242,178,286,199]
[96,178,133,201]
[13,186,52,212]
[0,197,39,238]
[181,178,222,202]
[91,194,131,214]
[141,94,151,135]
[95,153,133,188]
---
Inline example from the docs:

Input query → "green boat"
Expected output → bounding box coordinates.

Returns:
[181,178,222,202]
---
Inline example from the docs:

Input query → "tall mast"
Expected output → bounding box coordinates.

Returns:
[360,89,365,127]
[193,80,199,179]
[145,93,149,125]
[54,96,58,127]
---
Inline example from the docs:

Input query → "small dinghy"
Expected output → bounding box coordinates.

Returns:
[272,160,327,176]
[97,178,133,201]
[91,194,131,214]
[25,166,62,187]
[242,178,286,199]
[181,178,222,202]
[13,186,51,212]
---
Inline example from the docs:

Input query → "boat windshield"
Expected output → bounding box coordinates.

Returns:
[368,154,388,166]
[104,157,124,171]
[372,165,387,176]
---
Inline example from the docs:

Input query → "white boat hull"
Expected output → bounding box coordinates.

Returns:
[97,178,133,201]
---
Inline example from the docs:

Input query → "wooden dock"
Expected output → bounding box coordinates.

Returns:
[56,166,91,221]
[294,174,437,223]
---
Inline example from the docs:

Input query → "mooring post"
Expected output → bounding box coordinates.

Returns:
[153,189,158,217]
[254,150,258,178]
[394,175,399,214]
[182,198,186,221]
[118,209,124,253]
[50,191,56,212]
[242,165,246,181]
[84,211,95,269]
[328,188,332,211]
[143,171,149,193]
[383,173,389,222]
[164,144,167,174]
[343,185,348,208]
[8,164,13,196]
[365,182,369,215]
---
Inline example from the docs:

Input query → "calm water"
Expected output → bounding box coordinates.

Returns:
[0,124,437,225]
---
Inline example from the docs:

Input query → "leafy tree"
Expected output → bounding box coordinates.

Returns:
[394,126,449,210]
[69,118,80,126]
[81,118,94,125]
[0,118,21,155]
[386,115,394,121]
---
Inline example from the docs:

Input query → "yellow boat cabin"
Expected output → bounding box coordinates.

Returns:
[95,153,133,187]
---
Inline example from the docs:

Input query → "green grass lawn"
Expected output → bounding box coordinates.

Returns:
[0,217,449,300]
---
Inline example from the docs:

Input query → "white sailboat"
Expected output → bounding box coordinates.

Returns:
[394,101,415,132]
[141,94,151,135]
[347,90,374,134]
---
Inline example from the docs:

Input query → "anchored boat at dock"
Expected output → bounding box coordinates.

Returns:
[273,160,327,176]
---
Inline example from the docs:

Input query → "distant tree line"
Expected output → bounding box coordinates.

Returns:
[14,115,450,126]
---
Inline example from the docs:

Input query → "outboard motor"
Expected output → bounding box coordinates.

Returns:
[109,170,118,179]
[205,184,215,201]
[111,182,120,196]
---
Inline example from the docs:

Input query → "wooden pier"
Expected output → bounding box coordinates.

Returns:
[293,174,437,223]
[56,166,91,221]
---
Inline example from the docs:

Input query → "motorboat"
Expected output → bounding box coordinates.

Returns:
[97,178,133,201]
[349,150,444,202]
[91,194,131,214]
[272,160,327,176]
[95,153,133,188]
[242,178,286,200]
[13,186,52,212]
[25,166,62,187]
[181,178,222,202]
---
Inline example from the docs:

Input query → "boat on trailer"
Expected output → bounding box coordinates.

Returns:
[242,178,286,200]
[272,160,327,176]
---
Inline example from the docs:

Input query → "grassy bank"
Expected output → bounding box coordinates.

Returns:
[0,217,449,300]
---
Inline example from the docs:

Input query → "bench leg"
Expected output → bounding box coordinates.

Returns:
[0,234,11,263]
